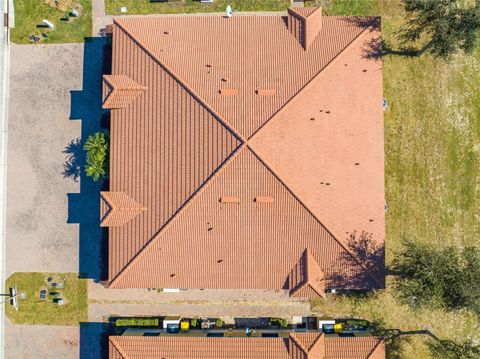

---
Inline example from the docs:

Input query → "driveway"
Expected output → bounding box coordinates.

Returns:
[6,44,84,276]
[5,322,79,359]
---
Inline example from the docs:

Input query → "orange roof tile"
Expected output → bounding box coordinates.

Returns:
[100,191,147,227]
[108,335,385,359]
[102,75,148,109]
[289,249,327,298]
[287,7,323,49]
[105,8,385,295]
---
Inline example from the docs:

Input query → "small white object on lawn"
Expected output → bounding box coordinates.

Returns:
[226,5,233,18]
[120,7,127,13]
[42,19,54,29]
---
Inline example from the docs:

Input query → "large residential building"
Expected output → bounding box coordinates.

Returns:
[109,333,385,359]
[100,7,385,298]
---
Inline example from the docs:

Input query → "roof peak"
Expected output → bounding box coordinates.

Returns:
[289,248,326,298]
[100,191,147,227]
[287,7,323,49]
[102,74,147,109]
[290,332,326,358]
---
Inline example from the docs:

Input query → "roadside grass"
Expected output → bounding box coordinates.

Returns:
[5,273,88,325]
[311,1,480,358]
[11,0,92,44]
[105,0,291,15]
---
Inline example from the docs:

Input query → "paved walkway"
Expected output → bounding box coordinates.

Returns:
[88,281,311,321]
[92,0,112,36]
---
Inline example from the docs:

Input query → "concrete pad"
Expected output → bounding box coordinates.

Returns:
[5,323,79,359]
[6,44,83,276]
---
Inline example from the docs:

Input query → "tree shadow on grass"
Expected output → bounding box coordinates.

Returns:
[371,324,480,359]
[341,17,421,60]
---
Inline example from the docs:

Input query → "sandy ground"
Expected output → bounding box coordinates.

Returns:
[6,44,83,276]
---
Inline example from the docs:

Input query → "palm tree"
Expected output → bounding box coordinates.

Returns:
[84,131,109,182]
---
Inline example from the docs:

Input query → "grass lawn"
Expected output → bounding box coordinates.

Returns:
[105,0,291,15]
[11,0,92,44]
[5,273,88,325]
[311,1,480,358]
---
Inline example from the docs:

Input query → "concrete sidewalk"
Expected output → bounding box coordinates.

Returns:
[89,301,311,322]
[88,281,311,321]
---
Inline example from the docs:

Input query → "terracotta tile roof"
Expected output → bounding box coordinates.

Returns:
[112,13,366,138]
[109,149,378,291]
[108,334,385,359]
[287,7,323,49]
[100,191,147,227]
[104,8,385,295]
[102,74,148,109]
[289,249,327,298]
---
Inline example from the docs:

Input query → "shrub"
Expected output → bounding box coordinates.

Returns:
[84,131,109,182]
[115,318,159,327]
[215,318,224,328]
[269,317,288,328]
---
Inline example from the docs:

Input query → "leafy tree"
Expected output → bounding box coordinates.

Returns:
[401,0,480,57]
[392,240,480,313]
[84,131,109,182]
[428,339,480,359]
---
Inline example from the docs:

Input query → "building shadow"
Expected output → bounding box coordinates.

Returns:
[67,37,112,282]
[80,322,115,359]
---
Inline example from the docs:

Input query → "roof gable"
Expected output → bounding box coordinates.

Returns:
[287,7,323,49]
[102,74,147,109]
[289,333,326,359]
[289,249,326,298]
[100,191,147,227]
